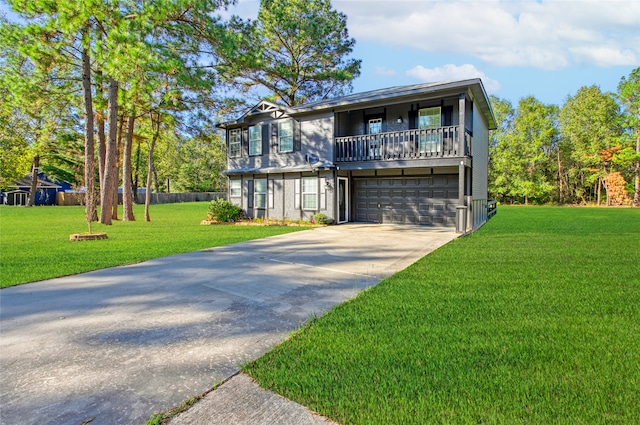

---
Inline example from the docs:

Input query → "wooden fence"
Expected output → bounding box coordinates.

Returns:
[57,192,226,206]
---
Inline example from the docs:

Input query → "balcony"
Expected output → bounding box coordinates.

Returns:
[335,126,472,163]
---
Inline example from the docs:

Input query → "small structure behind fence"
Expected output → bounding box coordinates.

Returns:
[57,192,226,206]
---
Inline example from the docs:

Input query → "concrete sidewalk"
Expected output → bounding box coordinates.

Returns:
[169,373,339,425]
[0,224,457,425]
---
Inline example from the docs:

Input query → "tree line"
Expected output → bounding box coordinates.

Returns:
[489,68,640,207]
[0,0,359,226]
[1,0,637,232]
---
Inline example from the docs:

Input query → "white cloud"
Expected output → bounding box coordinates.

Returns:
[406,64,501,93]
[335,0,640,70]
[375,66,396,77]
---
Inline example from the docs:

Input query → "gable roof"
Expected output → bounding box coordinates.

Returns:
[290,79,496,130]
[218,79,497,130]
[219,101,294,128]
[9,174,61,190]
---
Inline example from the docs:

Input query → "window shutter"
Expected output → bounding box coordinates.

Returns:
[268,179,274,209]
[262,123,270,155]
[320,178,326,210]
[272,121,278,152]
[294,178,301,209]
[293,120,302,152]
[443,106,453,126]
[408,109,418,129]
[242,127,249,157]
[248,179,254,208]
[381,119,387,133]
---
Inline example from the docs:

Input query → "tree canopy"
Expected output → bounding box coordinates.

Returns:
[219,0,361,106]
[490,68,639,206]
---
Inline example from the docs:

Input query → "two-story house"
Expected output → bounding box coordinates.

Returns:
[218,79,496,233]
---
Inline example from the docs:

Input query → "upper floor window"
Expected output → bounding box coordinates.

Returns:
[249,125,262,156]
[368,118,382,134]
[419,107,441,129]
[278,120,294,153]
[418,107,441,153]
[229,129,241,157]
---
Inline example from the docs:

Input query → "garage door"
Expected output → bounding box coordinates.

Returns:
[354,175,458,226]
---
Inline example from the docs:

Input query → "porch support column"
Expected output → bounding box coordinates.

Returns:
[456,160,467,233]
[458,161,466,206]
[459,93,466,155]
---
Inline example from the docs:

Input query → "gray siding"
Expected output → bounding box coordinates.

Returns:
[229,170,336,223]
[227,113,334,172]
[300,113,334,163]
[471,100,489,228]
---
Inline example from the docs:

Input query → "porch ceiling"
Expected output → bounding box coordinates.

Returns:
[336,157,471,171]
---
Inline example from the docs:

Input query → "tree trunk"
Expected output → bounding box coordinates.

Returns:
[97,113,106,202]
[100,78,119,225]
[557,149,563,205]
[153,166,160,194]
[27,155,39,207]
[81,41,97,228]
[133,138,141,204]
[122,114,136,221]
[112,114,125,220]
[96,69,106,204]
[145,112,161,222]
[634,135,640,207]
[596,177,602,206]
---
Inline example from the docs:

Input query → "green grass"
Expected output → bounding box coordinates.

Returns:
[0,203,307,288]
[244,207,640,424]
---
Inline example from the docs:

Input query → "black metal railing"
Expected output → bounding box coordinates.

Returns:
[487,200,497,219]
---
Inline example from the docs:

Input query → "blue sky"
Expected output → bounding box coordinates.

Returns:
[2,0,638,107]
[225,0,639,107]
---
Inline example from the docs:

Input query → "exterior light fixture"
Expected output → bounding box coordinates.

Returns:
[396,116,403,124]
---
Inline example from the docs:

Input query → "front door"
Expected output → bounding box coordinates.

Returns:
[338,177,348,223]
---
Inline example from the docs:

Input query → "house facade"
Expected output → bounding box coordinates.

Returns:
[3,173,62,206]
[219,79,496,232]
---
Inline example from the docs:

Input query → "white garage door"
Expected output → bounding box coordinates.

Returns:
[354,175,459,226]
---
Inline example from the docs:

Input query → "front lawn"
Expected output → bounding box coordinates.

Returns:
[0,203,307,288]
[244,207,640,424]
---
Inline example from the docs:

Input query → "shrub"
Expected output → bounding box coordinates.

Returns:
[207,198,243,222]
[312,212,329,225]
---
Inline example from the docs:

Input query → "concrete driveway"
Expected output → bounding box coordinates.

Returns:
[0,224,457,425]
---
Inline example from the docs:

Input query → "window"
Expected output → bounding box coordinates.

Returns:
[278,120,294,153]
[229,180,241,197]
[254,178,266,209]
[229,129,241,157]
[418,107,441,153]
[249,125,262,156]
[368,118,382,134]
[302,177,318,210]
